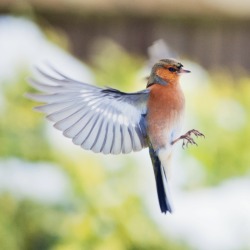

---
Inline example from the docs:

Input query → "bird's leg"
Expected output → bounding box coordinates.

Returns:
[171,129,205,149]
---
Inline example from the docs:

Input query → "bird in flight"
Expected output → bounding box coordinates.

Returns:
[27,58,204,214]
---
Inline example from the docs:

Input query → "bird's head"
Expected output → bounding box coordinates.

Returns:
[147,59,190,87]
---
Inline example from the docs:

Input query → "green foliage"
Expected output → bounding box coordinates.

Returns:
[0,73,53,161]
[90,39,144,91]
[0,194,64,250]
[186,74,250,184]
[52,196,184,250]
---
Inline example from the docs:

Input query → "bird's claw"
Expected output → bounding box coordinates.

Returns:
[187,129,205,138]
[180,134,197,149]
[178,129,205,149]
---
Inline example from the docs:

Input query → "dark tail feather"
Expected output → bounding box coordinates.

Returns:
[149,146,173,213]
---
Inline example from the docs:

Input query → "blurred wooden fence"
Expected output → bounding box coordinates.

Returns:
[1,0,250,73]
[44,15,250,74]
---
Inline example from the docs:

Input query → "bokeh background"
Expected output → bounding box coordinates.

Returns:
[0,1,250,250]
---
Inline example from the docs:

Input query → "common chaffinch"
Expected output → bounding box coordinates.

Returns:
[27,58,204,213]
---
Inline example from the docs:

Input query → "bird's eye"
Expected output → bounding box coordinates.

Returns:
[168,67,177,72]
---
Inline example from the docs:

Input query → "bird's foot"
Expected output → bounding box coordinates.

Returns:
[172,129,205,149]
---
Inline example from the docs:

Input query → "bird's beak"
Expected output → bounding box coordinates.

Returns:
[179,68,191,73]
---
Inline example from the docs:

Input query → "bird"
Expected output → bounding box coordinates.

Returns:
[27,58,204,214]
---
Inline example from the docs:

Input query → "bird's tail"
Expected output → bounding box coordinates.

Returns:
[149,146,173,213]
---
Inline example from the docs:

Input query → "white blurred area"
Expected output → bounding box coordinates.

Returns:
[0,158,72,204]
[135,149,250,250]
[0,15,94,83]
[1,15,250,250]
[158,176,250,250]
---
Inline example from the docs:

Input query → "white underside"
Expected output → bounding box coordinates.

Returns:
[157,115,183,178]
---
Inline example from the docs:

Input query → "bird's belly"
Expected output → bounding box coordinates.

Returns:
[147,109,184,150]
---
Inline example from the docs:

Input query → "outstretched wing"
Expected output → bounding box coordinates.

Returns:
[27,67,150,154]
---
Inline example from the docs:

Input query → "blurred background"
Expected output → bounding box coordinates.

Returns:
[0,1,250,250]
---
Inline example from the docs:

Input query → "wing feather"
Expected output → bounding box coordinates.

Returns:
[27,67,150,154]
[102,120,114,154]
[34,99,81,114]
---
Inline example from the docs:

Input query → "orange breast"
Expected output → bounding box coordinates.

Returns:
[147,83,185,149]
